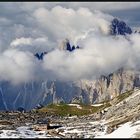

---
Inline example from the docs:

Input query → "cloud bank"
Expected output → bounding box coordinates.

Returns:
[0,4,140,84]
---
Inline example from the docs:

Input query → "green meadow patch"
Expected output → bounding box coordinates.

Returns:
[38,103,106,117]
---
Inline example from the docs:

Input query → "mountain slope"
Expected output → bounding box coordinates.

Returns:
[0,18,140,111]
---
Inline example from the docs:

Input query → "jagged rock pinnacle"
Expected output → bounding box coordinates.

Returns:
[110,18,132,35]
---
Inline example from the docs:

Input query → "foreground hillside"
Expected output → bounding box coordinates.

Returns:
[0,88,140,138]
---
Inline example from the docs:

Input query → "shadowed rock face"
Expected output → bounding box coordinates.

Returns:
[34,40,80,60]
[17,107,26,113]
[110,18,132,35]
[1,68,140,111]
[34,52,47,60]
[59,38,80,52]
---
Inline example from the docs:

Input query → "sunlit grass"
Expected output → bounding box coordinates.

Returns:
[38,102,106,116]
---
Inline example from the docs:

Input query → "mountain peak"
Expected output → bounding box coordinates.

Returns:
[59,38,80,52]
[34,52,47,60]
[110,18,132,35]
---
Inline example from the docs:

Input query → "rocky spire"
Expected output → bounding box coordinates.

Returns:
[110,18,132,35]
[59,38,80,52]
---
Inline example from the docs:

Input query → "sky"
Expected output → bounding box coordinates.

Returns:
[0,2,140,84]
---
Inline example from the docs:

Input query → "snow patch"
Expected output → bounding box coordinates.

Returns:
[68,104,82,109]
[0,126,52,138]
[95,121,140,138]
[91,103,103,107]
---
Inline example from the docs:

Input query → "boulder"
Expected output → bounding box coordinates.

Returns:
[17,107,26,113]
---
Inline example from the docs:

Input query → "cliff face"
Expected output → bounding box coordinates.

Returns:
[1,68,139,111]
[75,68,140,104]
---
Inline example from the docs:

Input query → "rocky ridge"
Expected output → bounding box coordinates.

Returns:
[1,88,140,138]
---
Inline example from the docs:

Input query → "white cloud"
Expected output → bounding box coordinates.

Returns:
[33,6,113,45]
[10,37,50,53]
[0,4,140,84]
[10,37,48,48]
[42,34,132,81]
[10,37,32,47]
[0,49,37,85]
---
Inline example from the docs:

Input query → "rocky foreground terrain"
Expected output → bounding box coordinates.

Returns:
[1,88,140,138]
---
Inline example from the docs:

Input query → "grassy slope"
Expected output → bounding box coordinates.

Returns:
[38,102,112,117]
[110,90,134,105]
[38,90,135,117]
[116,90,134,102]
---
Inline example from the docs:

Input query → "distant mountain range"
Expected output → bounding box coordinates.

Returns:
[34,18,134,60]
[1,18,140,111]
[110,18,132,35]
